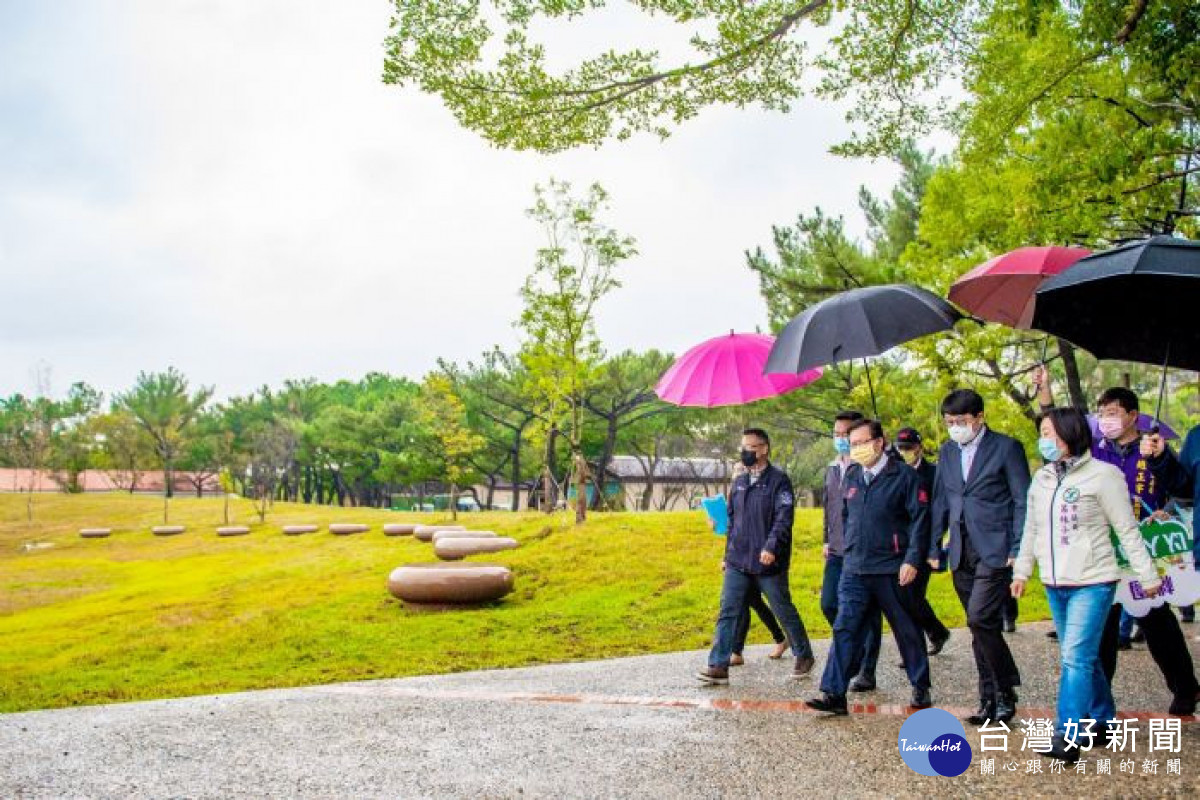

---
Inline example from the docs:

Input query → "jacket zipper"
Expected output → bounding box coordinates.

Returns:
[1048,473,1063,586]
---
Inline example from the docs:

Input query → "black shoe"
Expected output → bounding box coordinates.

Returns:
[791,656,815,679]
[1045,630,1058,640]
[994,689,1018,723]
[927,631,950,655]
[910,687,933,709]
[1117,639,1132,651]
[806,693,848,715]
[1131,628,1145,643]
[1003,618,1016,633]
[895,659,907,669]
[965,699,996,726]
[1168,690,1198,717]
[1182,610,1195,623]
[848,675,876,693]
[695,666,729,685]
[1043,736,1080,763]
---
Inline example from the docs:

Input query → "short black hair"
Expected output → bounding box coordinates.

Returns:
[742,427,770,446]
[941,389,985,417]
[847,418,884,440]
[1097,387,1139,414]
[1040,407,1093,457]
[834,410,865,424]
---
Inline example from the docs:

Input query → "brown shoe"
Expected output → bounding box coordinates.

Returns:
[769,641,788,660]
[696,666,729,685]
[791,656,815,679]
[730,653,745,666]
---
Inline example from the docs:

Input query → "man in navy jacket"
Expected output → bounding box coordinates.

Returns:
[807,419,933,714]
[930,389,1029,725]
[697,428,816,685]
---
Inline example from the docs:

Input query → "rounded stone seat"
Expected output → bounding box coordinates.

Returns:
[386,562,514,606]
[283,524,320,535]
[79,528,111,539]
[329,523,370,535]
[434,536,519,561]
[431,530,497,542]
[414,524,467,542]
[217,526,250,537]
[383,523,418,537]
[152,526,186,536]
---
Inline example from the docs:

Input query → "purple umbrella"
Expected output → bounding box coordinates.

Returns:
[1087,413,1178,441]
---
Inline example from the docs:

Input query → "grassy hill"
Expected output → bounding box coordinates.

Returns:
[0,493,1046,712]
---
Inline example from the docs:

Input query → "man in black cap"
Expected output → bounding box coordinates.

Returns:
[894,427,951,657]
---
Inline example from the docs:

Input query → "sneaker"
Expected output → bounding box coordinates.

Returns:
[806,693,848,715]
[695,666,729,685]
[791,656,816,679]
[729,653,745,666]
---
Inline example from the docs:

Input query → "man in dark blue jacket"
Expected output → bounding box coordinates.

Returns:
[930,389,1029,726]
[807,419,933,714]
[697,428,816,685]
[894,427,951,656]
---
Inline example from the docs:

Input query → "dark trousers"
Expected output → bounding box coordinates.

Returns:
[952,533,1021,699]
[821,554,881,679]
[1004,595,1019,625]
[733,590,786,654]
[708,567,813,668]
[1100,603,1199,700]
[820,570,931,696]
[905,564,950,644]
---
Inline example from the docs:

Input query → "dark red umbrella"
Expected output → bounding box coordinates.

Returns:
[949,246,1091,328]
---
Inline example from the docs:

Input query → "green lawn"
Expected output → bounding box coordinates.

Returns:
[0,493,1047,712]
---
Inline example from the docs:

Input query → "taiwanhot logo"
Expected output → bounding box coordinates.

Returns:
[897,708,973,777]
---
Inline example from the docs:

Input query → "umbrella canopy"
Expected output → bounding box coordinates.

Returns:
[1087,413,1178,442]
[655,332,822,408]
[1033,236,1200,372]
[765,284,963,374]
[949,246,1091,328]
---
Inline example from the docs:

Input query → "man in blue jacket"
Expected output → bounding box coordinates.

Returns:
[807,419,933,714]
[697,428,816,685]
[930,389,1029,726]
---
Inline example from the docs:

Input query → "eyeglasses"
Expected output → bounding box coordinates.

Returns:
[943,415,976,427]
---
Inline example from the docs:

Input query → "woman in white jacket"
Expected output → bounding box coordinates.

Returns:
[1011,407,1160,763]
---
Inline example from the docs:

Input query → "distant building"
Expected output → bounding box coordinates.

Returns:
[0,468,221,495]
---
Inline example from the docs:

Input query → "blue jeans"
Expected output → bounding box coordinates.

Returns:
[709,567,813,667]
[820,554,881,679]
[1045,583,1117,738]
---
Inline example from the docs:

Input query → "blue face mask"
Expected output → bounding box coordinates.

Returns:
[834,436,851,455]
[1038,437,1063,462]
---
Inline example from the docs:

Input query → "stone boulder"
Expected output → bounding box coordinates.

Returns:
[329,523,370,535]
[413,524,467,542]
[386,563,514,607]
[217,526,250,537]
[282,524,320,535]
[434,536,519,561]
[152,526,186,536]
[79,528,112,539]
[383,523,418,537]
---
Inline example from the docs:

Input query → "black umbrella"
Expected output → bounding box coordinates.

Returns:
[1033,236,1200,423]
[765,283,963,415]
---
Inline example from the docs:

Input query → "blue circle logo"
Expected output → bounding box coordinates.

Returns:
[897,708,973,776]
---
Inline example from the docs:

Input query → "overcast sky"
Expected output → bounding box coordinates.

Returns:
[0,1,934,401]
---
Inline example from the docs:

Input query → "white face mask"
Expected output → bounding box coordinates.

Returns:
[947,424,978,446]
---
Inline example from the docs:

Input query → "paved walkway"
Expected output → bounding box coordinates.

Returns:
[3,620,1200,798]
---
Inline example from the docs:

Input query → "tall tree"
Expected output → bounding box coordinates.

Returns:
[516,180,637,523]
[416,373,485,520]
[115,368,213,520]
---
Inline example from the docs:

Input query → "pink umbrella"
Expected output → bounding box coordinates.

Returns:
[655,332,823,408]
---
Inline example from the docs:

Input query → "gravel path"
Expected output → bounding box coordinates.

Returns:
[3,620,1199,798]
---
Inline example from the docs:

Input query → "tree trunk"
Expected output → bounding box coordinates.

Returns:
[510,426,524,512]
[485,477,496,511]
[450,482,458,521]
[574,452,587,524]
[592,416,618,511]
[1058,338,1087,410]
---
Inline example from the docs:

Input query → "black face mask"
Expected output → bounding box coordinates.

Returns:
[739,449,758,468]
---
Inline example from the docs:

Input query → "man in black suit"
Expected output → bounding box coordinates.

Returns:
[931,389,1031,725]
